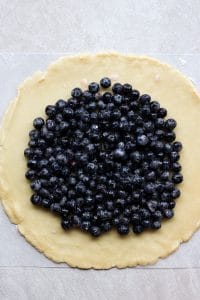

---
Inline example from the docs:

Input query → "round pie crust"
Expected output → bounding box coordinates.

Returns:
[0,52,200,269]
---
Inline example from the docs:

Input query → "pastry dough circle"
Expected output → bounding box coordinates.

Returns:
[0,53,200,269]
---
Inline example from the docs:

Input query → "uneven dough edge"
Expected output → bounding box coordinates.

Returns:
[17,224,199,269]
[0,72,44,224]
[0,52,200,269]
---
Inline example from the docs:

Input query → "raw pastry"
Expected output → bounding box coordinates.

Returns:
[0,53,200,269]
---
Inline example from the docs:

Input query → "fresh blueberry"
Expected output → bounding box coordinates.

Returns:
[100,77,111,88]
[88,82,99,93]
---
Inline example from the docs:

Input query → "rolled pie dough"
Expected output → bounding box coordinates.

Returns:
[0,53,200,269]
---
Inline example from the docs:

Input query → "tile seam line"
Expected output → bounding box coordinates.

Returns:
[0,52,200,55]
[0,266,200,270]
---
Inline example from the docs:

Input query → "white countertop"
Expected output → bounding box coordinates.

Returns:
[0,1,200,299]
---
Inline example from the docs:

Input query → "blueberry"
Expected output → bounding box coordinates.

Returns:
[131,213,140,225]
[56,154,68,165]
[159,201,169,210]
[30,194,41,205]
[71,215,81,227]
[164,143,173,153]
[27,159,38,169]
[142,219,151,228]
[68,176,77,186]
[140,94,151,105]
[25,169,36,180]
[173,141,182,152]
[130,151,142,163]
[111,109,121,120]
[85,196,95,205]
[172,162,182,172]
[61,218,72,230]
[89,226,101,237]
[75,182,86,194]
[113,94,123,106]
[24,148,33,158]
[29,129,40,140]
[88,82,99,93]
[150,160,162,170]
[63,107,74,118]
[152,221,161,229]
[133,225,144,234]
[88,101,97,112]
[170,151,180,162]
[131,89,140,100]
[117,224,129,235]
[56,99,67,112]
[45,105,57,118]
[144,121,154,132]
[55,113,64,123]
[165,118,177,130]
[103,92,112,103]
[112,83,123,94]
[161,192,170,201]
[137,134,149,146]
[38,159,49,169]
[120,105,129,114]
[168,200,176,209]
[100,77,111,88]
[90,112,98,122]
[114,148,126,160]
[46,119,56,131]
[71,87,82,98]
[33,118,45,129]
[153,210,162,220]
[141,105,151,117]
[82,211,92,221]
[155,118,165,128]
[115,141,123,149]
[86,162,97,173]
[150,101,160,112]
[50,203,61,214]
[66,199,76,209]
[172,173,183,184]
[81,221,91,231]
[38,168,50,178]
[162,160,170,171]
[101,222,112,232]
[154,141,164,152]
[171,188,181,199]
[68,99,78,109]
[147,200,157,212]
[82,91,93,102]
[127,111,135,121]
[116,198,126,207]
[51,162,61,174]
[164,181,174,191]
[145,171,156,181]
[97,100,106,110]
[123,83,132,94]
[42,198,52,208]
[163,209,174,219]
[157,108,167,118]
[145,182,155,194]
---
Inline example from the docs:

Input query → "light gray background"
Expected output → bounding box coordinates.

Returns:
[0,1,200,300]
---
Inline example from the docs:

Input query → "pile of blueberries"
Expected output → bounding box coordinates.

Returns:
[24,77,183,237]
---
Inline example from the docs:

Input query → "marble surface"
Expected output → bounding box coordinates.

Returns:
[0,1,200,299]
[0,0,199,54]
